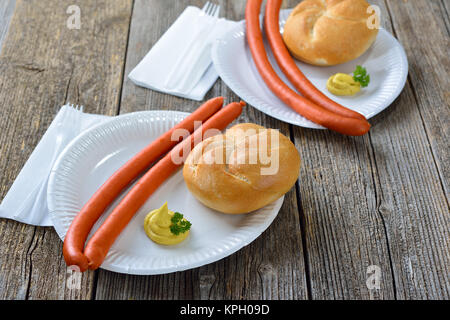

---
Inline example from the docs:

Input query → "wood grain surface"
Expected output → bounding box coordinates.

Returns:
[0,0,133,299]
[0,0,448,300]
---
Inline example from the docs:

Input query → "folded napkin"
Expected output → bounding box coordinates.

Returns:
[128,5,237,101]
[0,105,110,226]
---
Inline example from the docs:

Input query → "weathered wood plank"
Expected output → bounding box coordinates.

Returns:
[373,0,449,299]
[292,0,449,299]
[391,0,449,188]
[367,86,450,300]
[0,0,133,299]
[95,0,308,300]
[287,0,396,300]
[385,0,449,197]
[293,131,396,299]
[0,0,15,53]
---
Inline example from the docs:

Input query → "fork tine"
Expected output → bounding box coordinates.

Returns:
[212,4,220,18]
[205,1,213,16]
[203,2,211,15]
[208,4,215,16]
[201,1,210,12]
[209,3,217,16]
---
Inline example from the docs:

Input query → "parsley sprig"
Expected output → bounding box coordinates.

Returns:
[170,212,192,235]
[353,65,370,88]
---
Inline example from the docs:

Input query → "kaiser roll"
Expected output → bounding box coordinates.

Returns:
[183,123,300,214]
[283,0,379,66]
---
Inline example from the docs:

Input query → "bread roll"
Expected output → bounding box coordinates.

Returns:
[183,123,300,214]
[283,0,379,66]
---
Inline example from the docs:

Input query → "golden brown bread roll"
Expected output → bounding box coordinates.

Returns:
[183,123,300,214]
[283,0,379,66]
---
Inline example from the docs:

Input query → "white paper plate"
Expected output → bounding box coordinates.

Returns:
[47,111,284,275]
[212,9,408,128]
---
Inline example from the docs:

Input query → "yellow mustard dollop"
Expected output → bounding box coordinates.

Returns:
[144,202,190,245]
[327,73,361,96]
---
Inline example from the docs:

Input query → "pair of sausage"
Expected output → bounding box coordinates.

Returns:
[63,98,244,271]
[246,0,371,136]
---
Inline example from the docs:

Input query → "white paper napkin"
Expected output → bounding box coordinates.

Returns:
[0,105,110,226]
[128,6,237,101]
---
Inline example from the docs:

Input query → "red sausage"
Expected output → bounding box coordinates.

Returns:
[63,97,224,271]
[246,0,370,136]
[265,0,366,121]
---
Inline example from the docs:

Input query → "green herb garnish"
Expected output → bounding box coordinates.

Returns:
[353,65,370,88]
[170,212,192,235]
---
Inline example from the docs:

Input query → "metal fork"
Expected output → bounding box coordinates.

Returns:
[201,1,220,18]
[164,2,220,91]
[15,104,84,224]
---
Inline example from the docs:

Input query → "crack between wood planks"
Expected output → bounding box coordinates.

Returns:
[289,124,312,300]
[90,269,99,300]
[115,0,135,116]
[63,67,74,105]
[438,0,450,36]
[24,227,39,299]
[14,63,45,73]
[383,0,398,38]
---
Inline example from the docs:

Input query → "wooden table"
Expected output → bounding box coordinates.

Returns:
[0,0,448,300]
